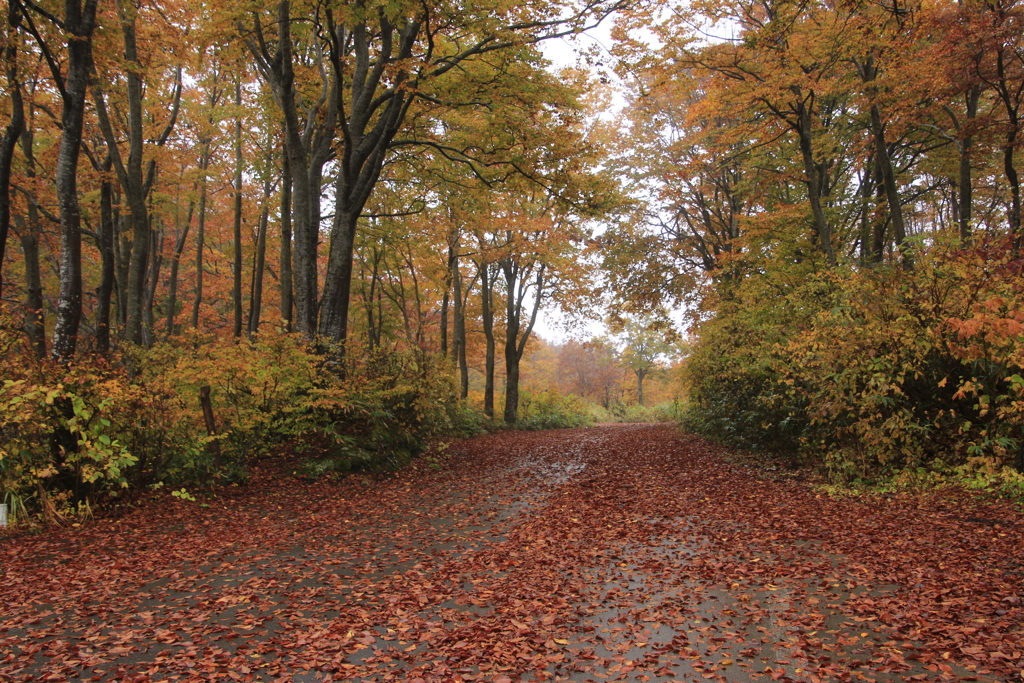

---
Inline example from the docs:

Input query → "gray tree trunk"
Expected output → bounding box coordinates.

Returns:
[49,0,99,361]
[232,79,244,338]
[165,200,194,336]
[248,196,269,337]
[0,23,24,301]
[191,147,210,329]
[279,142,293,331]
[480,262,496,420]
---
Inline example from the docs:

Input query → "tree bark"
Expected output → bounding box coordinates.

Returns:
[95,170,116,353]
[248,195,269,337]
[502,259,544,424]
[165,200,193,336]
[794,99,837,267]
[957,87,980,244]
[48,0,100,361]
[232,79,244,338]
[316,15,422,351]
[198,385,222,469]
[279,141,292,331]
[18,226,45,358]
[92,8,180,345]
[0,19,24,301]
[869,104,912,269]
[142,222,163,345]
[191,146,210,329]
[452,257,469,399]
[987,46,1022,253]
[858,151,875,265]
[244,1,333,337]
[480,262,496,420]
[14,98,45,357]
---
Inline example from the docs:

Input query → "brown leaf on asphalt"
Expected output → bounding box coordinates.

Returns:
[1,425,1021,682]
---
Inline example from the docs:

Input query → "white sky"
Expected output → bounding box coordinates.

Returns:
[532,22,620,344]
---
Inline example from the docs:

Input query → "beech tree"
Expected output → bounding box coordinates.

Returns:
[242,0,626,359]
[21,0,100,361]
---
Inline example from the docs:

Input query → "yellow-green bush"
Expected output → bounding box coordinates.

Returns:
[517,389,593,430]
[0,321,475,520]
[682,237,1024,483]
[784,242,1024,476]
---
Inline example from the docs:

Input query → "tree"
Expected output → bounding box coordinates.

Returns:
[557,337,621,408]
[617,317,672,407]
[242,0,626,362]
[90,0,183,345]
[22,0,100,360]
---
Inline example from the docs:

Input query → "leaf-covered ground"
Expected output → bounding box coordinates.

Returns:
[1,425,1022,682]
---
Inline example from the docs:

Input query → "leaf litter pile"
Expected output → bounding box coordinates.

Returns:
[1,424,1022,683]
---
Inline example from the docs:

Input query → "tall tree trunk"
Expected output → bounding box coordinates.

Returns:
[18,226,45,358]
[857,55,911,269]
[320,205,358,353]
[165,200,194,336]
[95,170,116,353]
[870,104,912,269]
[0,21,24,301]
[858,151,875,265]
[993,51,1022,253]
[15,99,45,357]
[440,289,449,356]
[315,14,421,353]
[142,222,163,345]
[502,260,544,424]
[957,87,980,244]
[248,196,269,337]
[480,262,495,420]
[440,239,456,357]
[452,258,469,398]
[115,209,128,326]
[279,141,292,331]
[107,4,149,344]
[794,102,836,267]
[191,147,210,329]
[359,245,383,350]
[49,0,100,361]
[232,79,244,338]
[244,1,331,337]
[871,159,887,264]
[92,6,180,345]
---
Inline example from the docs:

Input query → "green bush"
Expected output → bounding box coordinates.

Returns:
[682,239,1024,482]
[681,283,818,457]
[0,323,475,522]
[516,390,594,430]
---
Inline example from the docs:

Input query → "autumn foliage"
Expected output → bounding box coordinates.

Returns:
[607,0,1024,486]
[0,320,469,521]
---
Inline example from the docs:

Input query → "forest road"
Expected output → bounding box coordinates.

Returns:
[1,424,1020,682]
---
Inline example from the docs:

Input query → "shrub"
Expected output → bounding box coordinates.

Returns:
[682,236,1024,482]
[516,390,594,430]
[680,280,821,457]
[783,241,1024,475]
[0,323,475,522]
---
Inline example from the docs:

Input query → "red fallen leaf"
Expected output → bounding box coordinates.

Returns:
[4,425,1024,682]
